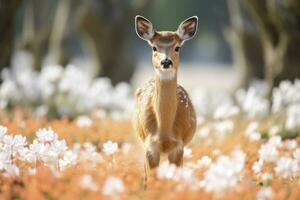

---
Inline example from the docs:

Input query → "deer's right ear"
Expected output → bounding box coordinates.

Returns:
[177,16,198,41]
[135,15,154,41]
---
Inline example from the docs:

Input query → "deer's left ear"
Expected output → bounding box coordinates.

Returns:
[135,15,155,41]
[177,16,198,41]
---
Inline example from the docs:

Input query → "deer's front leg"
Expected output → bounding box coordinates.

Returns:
[144,135,160,187]
[168,141,183,167]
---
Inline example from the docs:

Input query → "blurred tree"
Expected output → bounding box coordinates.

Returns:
[77,0,152,84]
[226,0,264,89]
[20,0,55,71]
[47,0,72,66]
[17,0,153,84]
[0,0,22,81]
[20,0,83,70]
[227,0,300,94]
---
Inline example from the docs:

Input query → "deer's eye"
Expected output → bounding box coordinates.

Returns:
[175,46,180,52]
[152,46,157,51]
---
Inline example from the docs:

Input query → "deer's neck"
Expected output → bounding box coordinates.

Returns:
[153,71,178,135]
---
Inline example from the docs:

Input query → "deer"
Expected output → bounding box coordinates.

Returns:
[133,15,198,186]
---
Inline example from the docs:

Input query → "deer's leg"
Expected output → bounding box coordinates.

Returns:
[144,135,160,189]
[168,142,183,167]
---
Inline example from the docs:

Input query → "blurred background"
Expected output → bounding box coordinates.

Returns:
[0,0,300,117]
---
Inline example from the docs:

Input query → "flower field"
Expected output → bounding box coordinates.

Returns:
[1,0,300,197]
[1,112,300,199]
[1,70,300,199]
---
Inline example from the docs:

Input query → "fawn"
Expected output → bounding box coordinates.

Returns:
[133,15,198,185]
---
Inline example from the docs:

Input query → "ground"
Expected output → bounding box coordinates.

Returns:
[0,109,300,200]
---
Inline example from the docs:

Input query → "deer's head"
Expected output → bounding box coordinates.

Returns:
[135,15,198,80]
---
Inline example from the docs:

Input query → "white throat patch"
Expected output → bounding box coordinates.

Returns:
[156,69,176,81]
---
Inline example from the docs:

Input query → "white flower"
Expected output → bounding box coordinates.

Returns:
[156,162,177,179]
[59,150,77,170]
[80,175,98,191]
[65,150,77,165]
[2,134,27,157]
[40,64,63,83]
[183,147,192,158]
[246,122,259,133]
[272,88,284,114]
[96,109,107,119]
[248,132,261,141]
[285,139,297,150]
[261,173,273,182]
[275,156,299,178]
[293,148,300,161]
[256,187,273,200]
[237,87,269,118]
[52,140,68,155]
[12,135,27,156]
[269,126,279,136]
[4,163,20,176]
[173,167,194,181]
[268,136,282,147]
[198,126,210,138]
[252,159,264,174]
[197,116,205,125]
[103,141,118,155]
[76,116,93,127]
[197,156,212,167]
[0,59,134,119]
[23,148,37,163]
[0,151,11,170]
[0,126,76,175]
[245,122,261,141]
[76,142,102,165]
[80,174,98,192]
[272,80,300,115]
[213,120,234,137]
[213,104,240,120]
[83,142,97,153]
[156,162,195,182]
[40,64,63,98]
[0,125,7,139]
[35,105,48,117]
[36,128,58,143]
[27,167,37,175]
[191,88,232,117]
[13,134,27,145]
[2,135,13,147]
[28,140,46,161]
[212,149,221,156]
[202,149,245,194]
[285,104,300,130]
[258,143,278,162]
[231,148,246,171]
[102,176,125,196]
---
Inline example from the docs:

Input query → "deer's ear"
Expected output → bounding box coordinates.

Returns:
[135,15,154,41]
[177,16,198,41]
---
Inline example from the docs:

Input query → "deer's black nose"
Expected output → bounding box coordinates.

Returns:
[161,59,173,69]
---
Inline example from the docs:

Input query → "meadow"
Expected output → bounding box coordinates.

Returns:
[0,58,300,199]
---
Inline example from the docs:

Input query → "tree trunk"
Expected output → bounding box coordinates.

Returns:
[19,0,53,71]
[47,0,72,66]
[227,0,300,94]
[226,0,264,90]
[78,0,152,84]
[0,0,21,81]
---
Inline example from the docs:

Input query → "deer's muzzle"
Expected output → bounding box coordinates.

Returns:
[160,58,173,69]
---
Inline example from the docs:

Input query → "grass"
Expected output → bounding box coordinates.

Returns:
[0,110,300,200]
